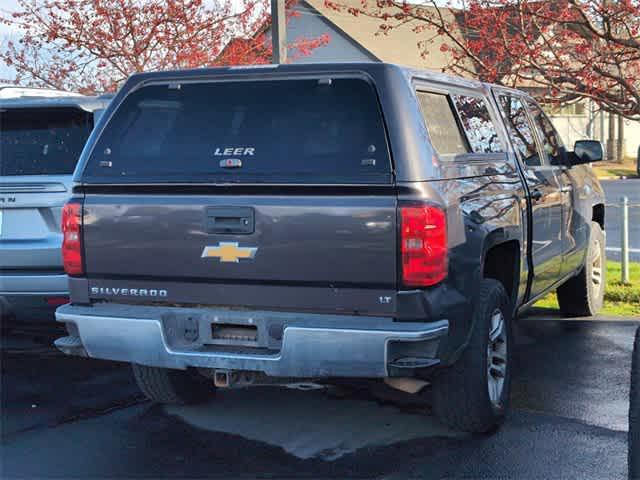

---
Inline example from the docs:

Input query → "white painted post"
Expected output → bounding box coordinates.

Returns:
[622,196,630,284]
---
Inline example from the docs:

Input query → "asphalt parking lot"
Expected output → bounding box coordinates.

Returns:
[1,312,637,479]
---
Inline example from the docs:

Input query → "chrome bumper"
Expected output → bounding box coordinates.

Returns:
[56,304,448,378]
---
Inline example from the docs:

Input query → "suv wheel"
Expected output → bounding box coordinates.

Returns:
[431,279,512,433]
[557,221,605,317]
[132,364,214,405]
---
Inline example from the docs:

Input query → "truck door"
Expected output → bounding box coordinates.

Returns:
[524,100,584,279]
[493,91,564,299]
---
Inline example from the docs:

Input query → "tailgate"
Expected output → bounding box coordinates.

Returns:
[0,176,72,270]
[83,191,397,287]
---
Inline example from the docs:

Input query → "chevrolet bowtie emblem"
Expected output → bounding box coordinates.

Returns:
[201,242,258,263]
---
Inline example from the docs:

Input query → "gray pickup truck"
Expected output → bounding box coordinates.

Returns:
[55,63,606,433]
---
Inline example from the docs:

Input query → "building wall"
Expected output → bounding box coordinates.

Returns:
[549,107,640,158]
[286,3,376,63]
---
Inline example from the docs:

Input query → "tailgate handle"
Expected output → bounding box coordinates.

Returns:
[205,207,254,234]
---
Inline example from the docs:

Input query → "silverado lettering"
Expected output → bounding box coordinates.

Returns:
[90,287,168,297]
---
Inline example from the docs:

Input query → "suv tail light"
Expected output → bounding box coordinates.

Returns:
[61,200,83,275]
[400,205,447,287]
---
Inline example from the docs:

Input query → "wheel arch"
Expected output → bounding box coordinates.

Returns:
[439,231,522,367]
[592,203,605,231]
[481,234,522,310]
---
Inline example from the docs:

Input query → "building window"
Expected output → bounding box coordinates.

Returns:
[546,102,586,117]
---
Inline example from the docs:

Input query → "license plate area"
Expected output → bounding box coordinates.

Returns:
[211,323,258,344]
[161,311,282,351]
[205,316,276,349]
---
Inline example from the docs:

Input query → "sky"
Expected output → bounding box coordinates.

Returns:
[0,0,20,81]
[0,0,260,83]
[0,0,459,84]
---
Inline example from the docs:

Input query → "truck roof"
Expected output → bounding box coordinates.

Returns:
[0,94,112,112]
[0,84,81,99]
[119,62,489,92]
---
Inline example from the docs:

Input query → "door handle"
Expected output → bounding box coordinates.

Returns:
[205,206,255,234]
[531,189,543,201]
[560,186,573,193]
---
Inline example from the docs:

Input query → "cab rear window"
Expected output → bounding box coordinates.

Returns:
[416,91,503,157]
[83,78,392,184]
[1,107,93,176]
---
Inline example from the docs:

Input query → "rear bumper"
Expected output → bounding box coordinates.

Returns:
[55,303,448,378]
[0,272,68,295]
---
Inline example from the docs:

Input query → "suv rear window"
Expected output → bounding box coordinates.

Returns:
[83,78,392,184]
[1,107,93,176]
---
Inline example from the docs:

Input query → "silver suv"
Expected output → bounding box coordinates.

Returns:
[0,91,110,323]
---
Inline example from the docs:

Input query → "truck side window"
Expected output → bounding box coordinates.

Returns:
[526,100,565,166]
[498,95,541,167]
[452,95,503,154]
[416,91,468,156]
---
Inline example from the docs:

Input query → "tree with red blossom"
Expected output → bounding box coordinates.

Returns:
[325,0,640,119]
[1,0,329,94]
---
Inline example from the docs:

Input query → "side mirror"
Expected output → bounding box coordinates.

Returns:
[571,140,604,166]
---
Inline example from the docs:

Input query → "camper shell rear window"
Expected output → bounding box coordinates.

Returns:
[82,77,392,184]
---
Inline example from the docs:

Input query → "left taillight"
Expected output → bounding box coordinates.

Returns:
[61,200,83,276]
[400,204,448,288]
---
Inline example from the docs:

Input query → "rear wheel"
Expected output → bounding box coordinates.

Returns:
[132,364,214,404]
[431,279,512,433]
[557,221,605,317]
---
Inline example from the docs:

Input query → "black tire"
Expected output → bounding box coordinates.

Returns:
[431,279,512,433]
[629,326,640,479]
[557,221,605,317]
[132,364,214,405]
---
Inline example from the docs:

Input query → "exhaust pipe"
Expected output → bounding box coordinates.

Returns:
[384,377,429,394]
[214,370,231,388]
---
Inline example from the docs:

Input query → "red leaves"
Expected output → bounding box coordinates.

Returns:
[1,0,326,93]
[329,0,640,119]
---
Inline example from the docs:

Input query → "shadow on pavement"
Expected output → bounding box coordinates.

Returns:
[0,318,635,479]
[1,330,144,437]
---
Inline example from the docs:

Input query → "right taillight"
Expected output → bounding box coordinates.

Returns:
[400,205,448,287]
[61,200,83,276]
